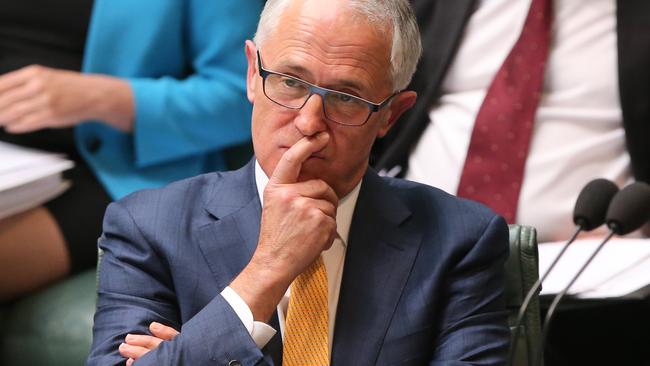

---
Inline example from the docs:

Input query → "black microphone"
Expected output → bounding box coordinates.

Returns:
[573,179,621,230]
[605,182,650,235]
[506,179,618,366]
[534,182,650,366]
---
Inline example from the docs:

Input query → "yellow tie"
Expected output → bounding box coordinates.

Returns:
[283,255,329,366]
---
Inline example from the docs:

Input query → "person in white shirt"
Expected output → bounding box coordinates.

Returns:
[372,0,650,365]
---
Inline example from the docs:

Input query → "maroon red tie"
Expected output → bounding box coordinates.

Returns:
[457,0,553,223]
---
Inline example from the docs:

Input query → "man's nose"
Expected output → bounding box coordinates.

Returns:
[294,94,328,137]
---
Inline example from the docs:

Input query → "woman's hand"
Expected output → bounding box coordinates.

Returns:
[0,65,134,133]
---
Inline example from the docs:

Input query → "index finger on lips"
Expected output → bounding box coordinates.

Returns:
[269,132,329,185]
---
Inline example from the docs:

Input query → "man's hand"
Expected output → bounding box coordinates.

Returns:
[0,65,134,133]
[231,132,338,322]
[119,322,179,365]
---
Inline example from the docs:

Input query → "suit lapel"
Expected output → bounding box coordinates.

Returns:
[195,160,261,290]
[194,160,283,363]
[331,170,423,365]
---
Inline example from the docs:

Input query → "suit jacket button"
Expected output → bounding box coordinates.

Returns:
[228,360,241,366]
[85,137,102,153]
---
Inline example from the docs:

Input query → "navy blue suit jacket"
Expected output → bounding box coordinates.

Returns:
[87,160,510,366]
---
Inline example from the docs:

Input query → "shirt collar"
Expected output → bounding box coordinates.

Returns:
[254,160,361,247]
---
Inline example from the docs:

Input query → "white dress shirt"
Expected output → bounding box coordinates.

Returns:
[406,0,633,242]
[221,160,361,351]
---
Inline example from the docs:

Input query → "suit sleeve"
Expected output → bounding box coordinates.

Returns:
[430,214,511,366]
[86,201,270,366]
[126,0,261,168]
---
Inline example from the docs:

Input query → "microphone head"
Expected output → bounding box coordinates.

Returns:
[606,182,650,235]
[573,179,619,230]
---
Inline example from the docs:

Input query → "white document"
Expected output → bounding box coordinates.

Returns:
[538,238,650,299]
[0,141,74,219]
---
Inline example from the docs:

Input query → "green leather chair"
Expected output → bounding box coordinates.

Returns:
[1,224,542,366]
[0,146,256,366]
[506,224,543,366]
[0,269,96,365]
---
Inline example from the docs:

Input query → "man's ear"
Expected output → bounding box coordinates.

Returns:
[245,40,258,103]
[377,91,417,138]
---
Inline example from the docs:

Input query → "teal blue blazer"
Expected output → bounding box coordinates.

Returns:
[79,0,263,199]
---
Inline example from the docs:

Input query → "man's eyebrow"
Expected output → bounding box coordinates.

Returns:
[276,62,366,94]
[275,62,313,78]
[329,79,365,94]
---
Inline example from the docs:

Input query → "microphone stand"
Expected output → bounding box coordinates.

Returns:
[533,230,616,366]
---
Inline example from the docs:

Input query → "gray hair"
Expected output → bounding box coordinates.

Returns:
[252,0,422,91]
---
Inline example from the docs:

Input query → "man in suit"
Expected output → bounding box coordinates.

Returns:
[372,0,650,364]
[87,0,511,365]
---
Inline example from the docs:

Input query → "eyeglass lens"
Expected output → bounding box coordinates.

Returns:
[264,73,370,125]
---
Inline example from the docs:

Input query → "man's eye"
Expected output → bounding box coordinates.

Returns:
[333,93,354,103]
[282,78,299,88]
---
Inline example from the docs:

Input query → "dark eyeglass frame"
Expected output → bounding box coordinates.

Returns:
[256,50,399,126]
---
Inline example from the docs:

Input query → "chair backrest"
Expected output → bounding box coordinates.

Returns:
[0,269,96,366]
[96,246,104,285]
[506,224,543,366]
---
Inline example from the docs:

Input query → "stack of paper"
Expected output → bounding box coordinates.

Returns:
[538,238,650,299]
[0,141,74,220]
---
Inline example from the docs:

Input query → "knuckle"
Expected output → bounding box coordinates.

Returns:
[311,180,328,194]
[326,202,337,216]
[308,206,323,219]
[29,65,48,79]
[25,64,41,74]
[42,93,53,107]
[30,78,44,92]
[327,216,337,230]
[282,150,298,165]
[278,189,295,204]
[294,197,310,211]
[315,179,329,190]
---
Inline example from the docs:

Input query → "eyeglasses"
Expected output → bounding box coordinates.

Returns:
[256,50,398,126]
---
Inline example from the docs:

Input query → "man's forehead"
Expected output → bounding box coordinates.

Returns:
[263,4,393,92]
[270,0,391,58]
[284,0,379,30]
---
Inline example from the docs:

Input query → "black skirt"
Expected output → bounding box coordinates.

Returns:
[1,129,112,274]
[0,0,108,274]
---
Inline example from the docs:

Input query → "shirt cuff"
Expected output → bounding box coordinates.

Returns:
[220,286,277,348]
